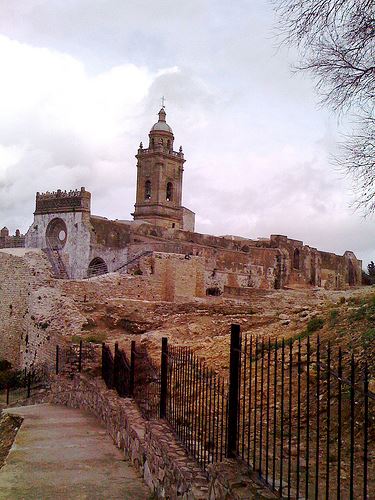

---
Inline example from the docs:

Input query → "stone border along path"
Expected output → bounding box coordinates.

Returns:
[0,404,150,499]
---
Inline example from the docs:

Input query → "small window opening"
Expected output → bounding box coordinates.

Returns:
[145,180,151,200]
[293,248,300,270]
[172,223,175,228]
[166,182,173,201]
[206,287,221,296]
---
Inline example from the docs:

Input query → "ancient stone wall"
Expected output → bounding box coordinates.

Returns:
[0,249,99,370]
[0,228,25,249]
[0,249,75,370]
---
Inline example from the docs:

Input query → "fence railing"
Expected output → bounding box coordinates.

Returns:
[0,365,51,406]
[235,330,374,499]
[101,341,160,419]
[1,340,97,407]
[100,326,374,497]
[166,343,229,470]
[55,341,97,375]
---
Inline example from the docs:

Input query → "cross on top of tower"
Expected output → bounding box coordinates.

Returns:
[160,96,166,108]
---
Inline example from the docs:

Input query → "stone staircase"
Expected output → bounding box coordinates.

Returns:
[43,247,69,279]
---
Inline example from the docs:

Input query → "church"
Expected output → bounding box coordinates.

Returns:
[21,106,361,293]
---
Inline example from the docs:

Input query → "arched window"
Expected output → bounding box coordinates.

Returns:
[166,182,173,201]
[145,180,151,200]
[88,257,108,278]
[293,248,300,270]
[167,139,171,150]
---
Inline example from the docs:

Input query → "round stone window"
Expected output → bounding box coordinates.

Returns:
[46,218,68,250]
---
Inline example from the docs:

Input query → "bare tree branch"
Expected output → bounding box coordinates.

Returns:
[273,0,375,213]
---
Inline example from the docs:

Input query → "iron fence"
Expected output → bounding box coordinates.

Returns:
[235,331,374,499]
[102,343,115,389]
[133,343,160,420]
[99,326,374,498]
[0,366,50,406]
[166,344,229,470]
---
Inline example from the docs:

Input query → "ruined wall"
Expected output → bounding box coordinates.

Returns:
[58,252,205,304]
[270,235,361,290]
[0,249,82,370]
[0,228,25,249]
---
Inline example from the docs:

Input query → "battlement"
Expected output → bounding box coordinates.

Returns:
[35,187,91,215]
[0,227,25,249]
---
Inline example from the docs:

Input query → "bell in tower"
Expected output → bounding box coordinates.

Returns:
[132,106,195,231]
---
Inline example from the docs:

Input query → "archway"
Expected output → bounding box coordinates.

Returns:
[88,257,108,278]
[46,218,67,250]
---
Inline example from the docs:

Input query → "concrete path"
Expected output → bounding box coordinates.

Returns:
[0,404,150,500]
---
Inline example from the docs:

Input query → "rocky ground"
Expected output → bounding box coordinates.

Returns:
[67,285,375,381]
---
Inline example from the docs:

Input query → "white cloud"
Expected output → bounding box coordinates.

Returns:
[0,1,374,268]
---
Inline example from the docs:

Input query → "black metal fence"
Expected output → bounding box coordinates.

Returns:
[101,341,160,419]
[0,366,50,406]
[235,330,374,499]
[166,343,229,470]
[55,340,97,375]
[133,343,160,420]
[100,326,374,498]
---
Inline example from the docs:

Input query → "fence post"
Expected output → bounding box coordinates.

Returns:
[227,323,241,458]
[55,345,59,375]
[130,341,135,397]
[78,340,83,372]
[27,372,31,398]
[160,337,168,418]
[6,384,10,405]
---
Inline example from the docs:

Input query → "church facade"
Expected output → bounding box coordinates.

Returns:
[20,107,361,293]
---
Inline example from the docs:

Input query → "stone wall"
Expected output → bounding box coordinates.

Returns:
[0,249,74,370]
[49,372,275,500]
[59,252,205,303]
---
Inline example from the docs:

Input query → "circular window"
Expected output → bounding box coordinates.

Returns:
[46,218,68,250]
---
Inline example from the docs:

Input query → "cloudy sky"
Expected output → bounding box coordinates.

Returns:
[0,0,373,266]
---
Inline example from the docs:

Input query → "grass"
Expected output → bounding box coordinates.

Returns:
[329,309,339,327]
[85,332,107,344]
[361,328,375,348]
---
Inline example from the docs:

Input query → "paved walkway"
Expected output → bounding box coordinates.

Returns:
[0,404,150,499]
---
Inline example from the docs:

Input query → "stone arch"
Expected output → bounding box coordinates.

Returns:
[293,248,300,270]
[166,182,173,201]
[46,218,67,250]
[145,180,151,200]
[88,257,108,278]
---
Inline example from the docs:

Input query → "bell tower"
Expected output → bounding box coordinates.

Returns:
[133,107,191,230]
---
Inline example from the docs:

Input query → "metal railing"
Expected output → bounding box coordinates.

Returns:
[100,326,374,497]
[234,330,374,499]
[166,343,229,470]
[0,365,51,406]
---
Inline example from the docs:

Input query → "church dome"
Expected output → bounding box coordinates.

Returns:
[150,108,173,134]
